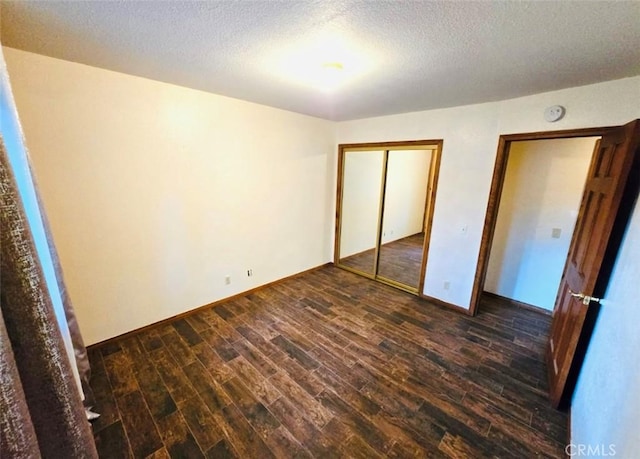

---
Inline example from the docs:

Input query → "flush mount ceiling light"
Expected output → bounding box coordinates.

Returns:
[318,61,345,90]
[322,62,344,71]
[268,34,375,92]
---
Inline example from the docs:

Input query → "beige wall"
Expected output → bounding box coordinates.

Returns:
[4,47,336,345]
[485,137,597,310]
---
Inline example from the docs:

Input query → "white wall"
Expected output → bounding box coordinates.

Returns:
[381,149,432,244]
[337,76,640,306]
[339,150,384,257]
[485,138,597,310]
[4,47,336,345]
[571,195,640,457]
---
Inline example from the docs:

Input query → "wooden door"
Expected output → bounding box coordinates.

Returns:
[548,120,640,408]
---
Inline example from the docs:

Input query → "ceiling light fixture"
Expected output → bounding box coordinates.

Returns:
[322,62,344,71]
[267,33,375,93]
[318,62,345,91]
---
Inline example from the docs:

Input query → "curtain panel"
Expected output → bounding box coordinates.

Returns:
[1,138,98,458]
[0,47,98,458]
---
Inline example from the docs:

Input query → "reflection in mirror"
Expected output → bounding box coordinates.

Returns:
[378,149,432,289]
[338,150,384,276]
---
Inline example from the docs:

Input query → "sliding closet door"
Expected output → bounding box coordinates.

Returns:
[337,150,385,276]
[335,141,442,296]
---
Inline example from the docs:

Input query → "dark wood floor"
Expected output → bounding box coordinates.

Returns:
[88,265,567,458]
[339,246,376,275]
[340,233,424,288]
[378,233,424,288]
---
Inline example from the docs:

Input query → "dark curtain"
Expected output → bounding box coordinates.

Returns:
[0,137,98,458]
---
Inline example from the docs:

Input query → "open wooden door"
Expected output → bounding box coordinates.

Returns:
[548,119,640,408]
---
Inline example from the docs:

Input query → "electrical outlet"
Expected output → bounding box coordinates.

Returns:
[225,275,231,285]
[551,228,562,239]
[443,281,450,290]
[247,269,253,277]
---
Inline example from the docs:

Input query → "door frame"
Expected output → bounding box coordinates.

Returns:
[469,126,615,316]
[334,139,443,296]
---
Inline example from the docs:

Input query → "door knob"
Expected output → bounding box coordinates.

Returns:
[569,290,601,305]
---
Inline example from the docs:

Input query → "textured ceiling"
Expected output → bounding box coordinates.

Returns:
[1,1,639,121]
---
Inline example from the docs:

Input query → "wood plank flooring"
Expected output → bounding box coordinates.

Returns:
[339,246,377,275]
[88,265,567,458]
[340,233,424,288]
[378,233,424,288]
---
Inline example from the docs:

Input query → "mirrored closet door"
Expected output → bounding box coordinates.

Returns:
[335,141,442,294]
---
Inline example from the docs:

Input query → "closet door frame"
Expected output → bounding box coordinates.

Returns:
[334,139,443,296]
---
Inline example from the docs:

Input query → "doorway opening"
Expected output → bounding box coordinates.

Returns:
[470,126,613,315]
[482,136,600,314]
